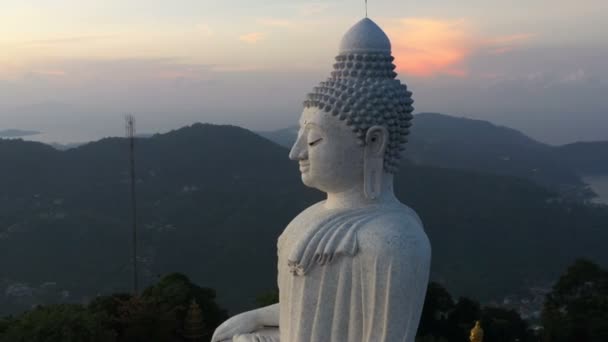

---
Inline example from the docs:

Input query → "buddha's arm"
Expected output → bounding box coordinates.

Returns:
[211,304,280,342]
[256,303,280,326]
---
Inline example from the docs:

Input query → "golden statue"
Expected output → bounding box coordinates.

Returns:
[470,320,484,342]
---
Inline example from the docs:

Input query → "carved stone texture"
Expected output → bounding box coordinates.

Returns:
[212,17,431,342]
[304,18,414,174]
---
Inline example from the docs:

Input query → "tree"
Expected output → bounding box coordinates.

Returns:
[87,273,228,342]
[446,297,481,341]
[140,273,228,341]
[416,284,482,342]
[183,299,205,341]
[0,304,115,342]
[0,274,229,342]
[115,295,179,342]
[542,259,608,342]
[0,318,11,336]
[481,307,533,342]
[417,282,455,339]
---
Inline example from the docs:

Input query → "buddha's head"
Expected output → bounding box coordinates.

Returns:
[289,18,414,199]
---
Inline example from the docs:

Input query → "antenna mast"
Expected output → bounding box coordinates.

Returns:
[365,0,368,17]
[125,115,139,295]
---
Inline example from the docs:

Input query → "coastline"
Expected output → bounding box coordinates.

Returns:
[583,175,608,205]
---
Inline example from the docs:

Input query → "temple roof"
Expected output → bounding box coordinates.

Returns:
[339,18,391,55]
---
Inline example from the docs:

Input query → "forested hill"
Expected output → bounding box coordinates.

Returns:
[403,113,581,188]
[1,123,608,317]
[260,113,608,192]
[555,141,608,175]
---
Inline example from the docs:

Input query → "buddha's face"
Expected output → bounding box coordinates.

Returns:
[289,107,364,193]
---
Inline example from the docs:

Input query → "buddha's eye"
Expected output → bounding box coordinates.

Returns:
[308,138,323,146]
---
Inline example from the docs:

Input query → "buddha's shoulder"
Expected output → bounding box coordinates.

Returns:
[285,201,326,226]
[356,204,430,257]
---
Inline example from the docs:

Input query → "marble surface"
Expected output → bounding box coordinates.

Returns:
[212,18,431,342]
[339,18,392,54]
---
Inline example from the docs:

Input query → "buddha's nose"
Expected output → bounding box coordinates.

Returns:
[289,134,308,161]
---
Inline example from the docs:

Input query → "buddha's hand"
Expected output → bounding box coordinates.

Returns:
[211,310,261,342]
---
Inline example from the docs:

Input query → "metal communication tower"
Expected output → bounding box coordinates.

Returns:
[125,115,138,295]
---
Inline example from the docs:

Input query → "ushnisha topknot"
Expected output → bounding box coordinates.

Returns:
[303,76,414,174]
[303,18,414,174]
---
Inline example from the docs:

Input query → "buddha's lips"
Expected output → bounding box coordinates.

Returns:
[299,161,310,172]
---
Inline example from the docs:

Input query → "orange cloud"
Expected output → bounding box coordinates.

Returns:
[386,18,535,77]
[386,18,472,77]
[239,32,264,44]
[257,18,292,27]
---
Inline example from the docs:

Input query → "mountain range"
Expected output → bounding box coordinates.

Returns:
[555,141,608,176]
[1,115,607,317]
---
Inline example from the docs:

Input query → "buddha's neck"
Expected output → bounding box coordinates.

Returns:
[324,173,398,210]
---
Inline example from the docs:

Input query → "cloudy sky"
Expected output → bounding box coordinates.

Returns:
[1,0,607,144]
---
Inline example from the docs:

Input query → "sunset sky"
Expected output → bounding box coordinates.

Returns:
[1,0,607,144]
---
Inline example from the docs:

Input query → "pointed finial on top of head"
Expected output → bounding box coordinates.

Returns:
[339,17,391,54]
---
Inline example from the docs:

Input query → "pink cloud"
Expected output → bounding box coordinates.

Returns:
[386,18,535,78]
[386,18,472,77]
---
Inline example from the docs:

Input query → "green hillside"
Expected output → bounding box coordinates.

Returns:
[1,123,607,317]
[556,141,608,175]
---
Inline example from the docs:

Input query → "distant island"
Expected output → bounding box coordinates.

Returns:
[0,129,41,138]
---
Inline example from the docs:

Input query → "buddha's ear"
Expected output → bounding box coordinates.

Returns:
[363,125,388,200]
[364,125,388,156]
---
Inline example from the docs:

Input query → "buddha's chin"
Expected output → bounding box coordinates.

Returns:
[300,174,328,193]
[300,173,317,188]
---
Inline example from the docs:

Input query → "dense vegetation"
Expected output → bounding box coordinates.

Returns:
[1,121,607,318]
[556,141,608,175]
[541,259,608,341]
[417,283,535,342]
[0,273,226,342]
[3,260,606,341]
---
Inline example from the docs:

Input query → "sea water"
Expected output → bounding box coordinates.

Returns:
[584,175,608,205]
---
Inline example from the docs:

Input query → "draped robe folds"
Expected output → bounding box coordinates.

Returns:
[250,202,431,342]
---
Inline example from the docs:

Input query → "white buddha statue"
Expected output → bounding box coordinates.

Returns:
[212,18,431,342]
